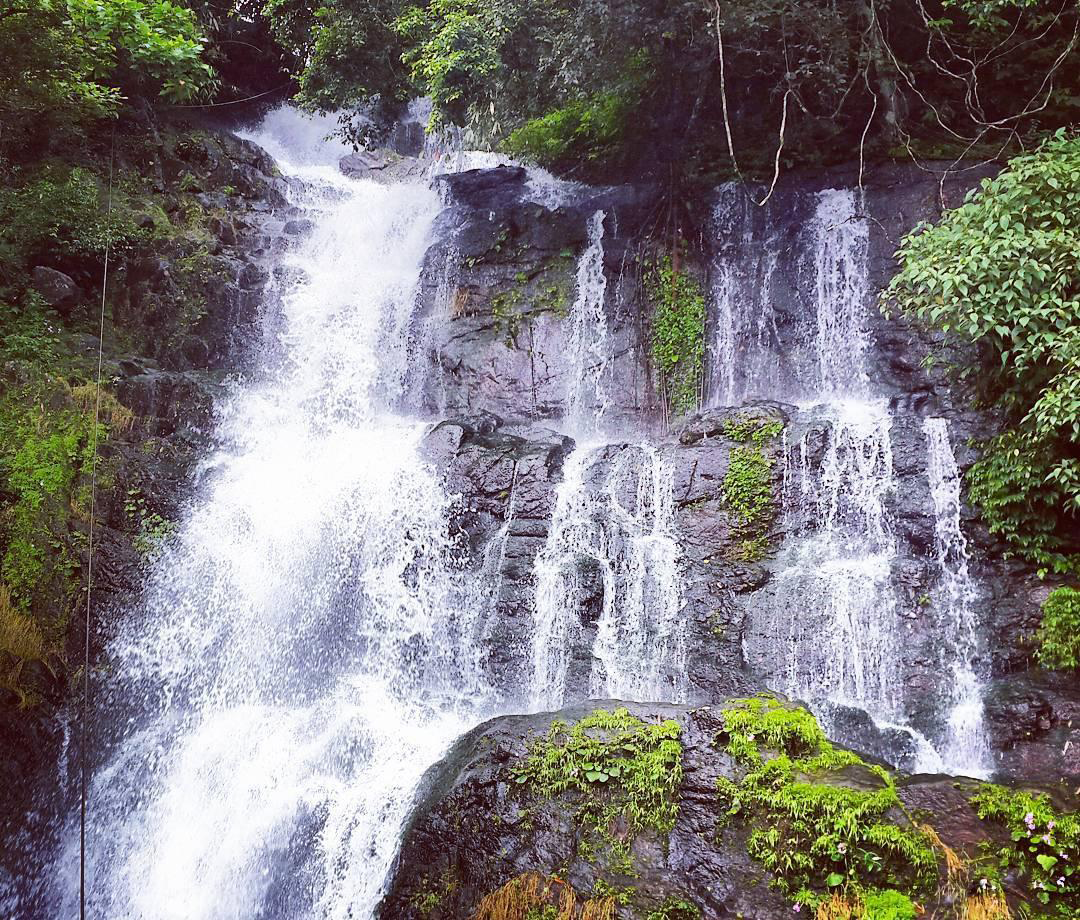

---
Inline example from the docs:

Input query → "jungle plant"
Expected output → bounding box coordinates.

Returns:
[1034,585,1080,670]
[970,784,1079,916]
[0,0,215,159]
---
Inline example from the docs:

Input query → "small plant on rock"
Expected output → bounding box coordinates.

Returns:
[510,707,683,874]
[970,784,1078,917]
[1034,585,1080,671]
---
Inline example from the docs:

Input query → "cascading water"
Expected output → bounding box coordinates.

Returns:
[564,210,611,437]
[48,109,495,920]
[709,184,783,406]
[529,209,686,708]
[588,445,686,703]
[736,187,988,773]
[923,417,990,777]
[774,401,903,723]
[529,445,687,708]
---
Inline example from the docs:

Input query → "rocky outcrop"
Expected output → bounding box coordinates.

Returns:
[380,697,1072,919]
[418,167,660,426]
[413,158,1078,783]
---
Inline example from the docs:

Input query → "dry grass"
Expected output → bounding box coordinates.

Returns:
[963,892,1012,920]
[472,874,616,920]
[473,873,575,920]
[0,584,44,662]
[579,897,615,920]
[815,893,860,920]
[70,382,135,432]
[920,823,967,885]
[0,584,49,707]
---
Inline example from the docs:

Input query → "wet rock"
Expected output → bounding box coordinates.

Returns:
[984,671,1080,783]
[31,266,80,313]
[380,699,1047,920]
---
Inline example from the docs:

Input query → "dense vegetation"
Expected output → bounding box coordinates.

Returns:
[263,0,1080,184]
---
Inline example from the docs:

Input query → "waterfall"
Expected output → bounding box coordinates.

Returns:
[765,190,908,737]
[709,183,782,406]
[564,210,611,438]
[530,445,687,709]
[737,187,989,771]
[923,418,990,777]
[530,208,686,709]
[766,402,903,727]
[808,189,871,397]
[589,446,686,703]
[51,109,493,920]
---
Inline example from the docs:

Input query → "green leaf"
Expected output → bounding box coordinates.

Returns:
[1036,854,1059,872]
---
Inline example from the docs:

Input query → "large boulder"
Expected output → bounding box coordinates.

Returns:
[380,696,1075,919]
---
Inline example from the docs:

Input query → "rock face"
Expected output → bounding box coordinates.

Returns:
[418,167,661,426]
[379,698,1061,920]
[408,159,1079,784]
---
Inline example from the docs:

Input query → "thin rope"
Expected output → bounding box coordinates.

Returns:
[81,122,115,920]
[171,82,292,109]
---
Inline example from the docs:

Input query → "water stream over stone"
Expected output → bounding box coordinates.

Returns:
[724,187,990,775]
[24,108,1005,919]
[49,110,496,920]
[923,417,990,776]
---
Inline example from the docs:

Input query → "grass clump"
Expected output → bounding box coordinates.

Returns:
[646,252,706,419]
[715,697,937,912]
[1034,585,1080,671]
[970,784,1078,917]
[644,897,700,920]
[511,707,683,874]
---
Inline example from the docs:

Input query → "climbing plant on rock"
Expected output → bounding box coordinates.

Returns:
[646,252,706,420]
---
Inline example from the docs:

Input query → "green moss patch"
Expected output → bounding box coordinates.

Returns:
[511,707,683,874]
[715,697,937,911]
[720,414,784,561]
[647,252,706,419]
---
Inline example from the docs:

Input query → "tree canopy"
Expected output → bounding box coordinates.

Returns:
[259,0,1080,180]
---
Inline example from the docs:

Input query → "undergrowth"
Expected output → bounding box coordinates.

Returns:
[970,784,1078,917]
[1034,585,1080,670]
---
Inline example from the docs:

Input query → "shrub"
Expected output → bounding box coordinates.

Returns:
[970,784,1079,917]
[715,697,937,910]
